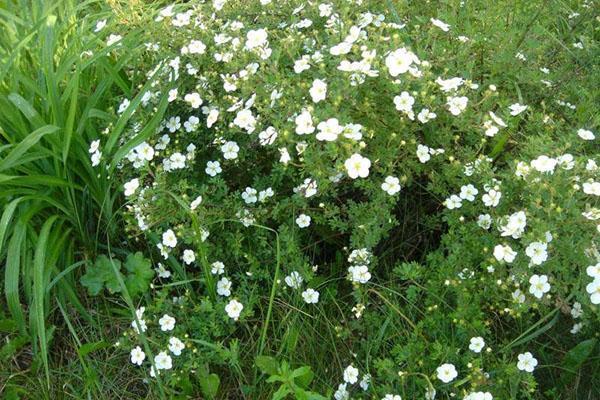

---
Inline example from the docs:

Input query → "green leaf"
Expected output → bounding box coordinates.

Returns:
[198,371,220,399]
[255,355,279,376]
[0,125,59,172]
[559,339,597,387]
[293,366,314,388]
[78,341,110,358]
[79,255,122,296]
[123,252,154,298]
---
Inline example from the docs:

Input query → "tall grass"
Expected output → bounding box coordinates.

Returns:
[0,0,155,387]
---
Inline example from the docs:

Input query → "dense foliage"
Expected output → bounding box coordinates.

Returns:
[1,0,598,399]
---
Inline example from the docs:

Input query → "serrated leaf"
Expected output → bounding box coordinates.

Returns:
[255,355,279,376]
[124,252,154,297]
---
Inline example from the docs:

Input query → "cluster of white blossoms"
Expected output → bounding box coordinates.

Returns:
[128,308,184,376]
[347,248,372,285]
[334,365,371,399]
[90,0,597,396]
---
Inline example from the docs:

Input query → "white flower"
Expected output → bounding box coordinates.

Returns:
[436,363,458,383]
[529,274,550,299]
[296,214,311,228]
[182,249,196,265]
[499,210,527,239]
[447,96,468,115]
[417,108,437,123]
[233,109,256,133]
[530,155,557,174]
[206,160,222,176]
[245,28,268,49]
[295,109,315,135]
[162,229,177,248]
[458,185,477,202]
[285,271,303,289]
[190,196,203,210]
[348,265,371,283]
[241,187,258,204]
[188,39,206,54]
[571,301,583,318]
[394,91,415,114]
[416,144,431,163]
[206,108,219,128]
[525,242,548,265]
[106,34,122,46]
[386,47,420,76]
[334,383,349,400]
[517,352,538,372]
[381,176,401,195]
[293,56,311,73]
[583,181,600,196]
[436,77,464,92]
[259,126,278,145]
[343,365,359,384]
[156,263,171,279]
[310,79,327,103]
[482,189,501,207]
[444,195,462,210]
[221,141,239,159]
[587,263,600,278]
[431,18,450,31]
[124,178,140,197]
[509,103,528,116]
[382,395,402,400]
[464,392,493,400]
[94,19,107,33]
[130,346,145,366]
[344,153,371,179]
[586,278,600,304]
[477,214,492,229]
[469,337,485,353]
[302,288,319,304]
[225,299,244,320]
[154,351,172,370]
[168,337,185,356]
[211,261,225,275]
[159,314,176,331]
[316,118,343,141]
[493,244,517,263]
[184,92,203,108]
[577,129,595,141]
[217,277,232,297]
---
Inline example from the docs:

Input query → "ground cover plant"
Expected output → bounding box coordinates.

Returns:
[0,0,599,399]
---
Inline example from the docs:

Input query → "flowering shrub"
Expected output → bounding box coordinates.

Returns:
[89,0,597,398]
